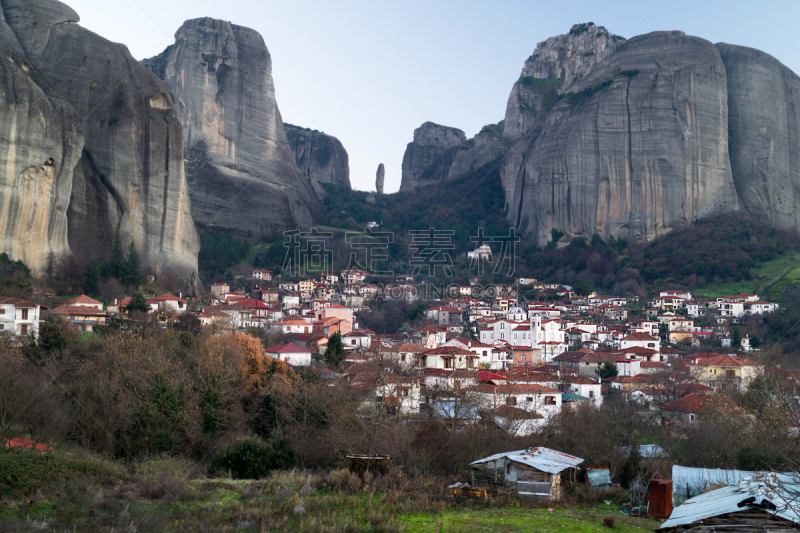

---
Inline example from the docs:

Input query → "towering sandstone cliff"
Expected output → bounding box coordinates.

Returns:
[501,29,739,246]
[284,124,350,188]
[0,3,82,272]
[399,122,466,190]
[145,18,321,240]
[0,0,199,282]
[717,43,800,231]
[503,23,624,141]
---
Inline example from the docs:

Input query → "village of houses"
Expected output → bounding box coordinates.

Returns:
[8,266,800,528]
[1,268,785,434]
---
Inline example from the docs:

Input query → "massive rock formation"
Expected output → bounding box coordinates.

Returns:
[0,0,199,283]
[284,124,350,188]
[400,122,466,190]
[145,18,321,240]
[717,43,800,230]
[503,23,624,140]
[376,163,385,194]
[503,31,739,246]
[447,123,509,180]
[0,7,82,272]
[399,121,510,191]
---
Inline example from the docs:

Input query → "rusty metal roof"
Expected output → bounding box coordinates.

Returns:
[470,447,583,474]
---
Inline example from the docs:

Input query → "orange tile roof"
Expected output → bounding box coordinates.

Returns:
[68,295,102,306]
[688,354,759,367]
[660,392,712,414]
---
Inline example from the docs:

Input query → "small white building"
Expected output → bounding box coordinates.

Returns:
[265,343,312,366]
[147,293,187,313]
[0,297,42,339]
[565,377,602,407]
[470,383,562,419]
[619,332,660,352]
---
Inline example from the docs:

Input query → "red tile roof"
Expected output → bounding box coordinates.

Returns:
[383,343,426,353]
[688,354,759,367]
[265,343,312,354]
[660,392,712,414]
[473,383,561,395]
[51,305,107,316]
[0,296,38,308]
[149,293,187,303]
[68,295,102,306]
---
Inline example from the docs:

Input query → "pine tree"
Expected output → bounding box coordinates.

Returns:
[597,361,618,379]
[732,327,742,349]
[324,332,346,368]
[83,262,101,296]
[108,230,125,279]
[123,241,143,288]
[127,291,150,314]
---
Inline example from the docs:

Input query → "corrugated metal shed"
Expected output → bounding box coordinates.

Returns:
[660,475,800,530]
[470,447,583,475]
[672,466,759,504]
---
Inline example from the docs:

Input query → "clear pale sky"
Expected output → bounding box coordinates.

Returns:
[65,0,800,193]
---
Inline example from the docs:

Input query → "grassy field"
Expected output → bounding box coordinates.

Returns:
[0,449,659,532]
[695,253,800,300]
[402,507,656,532]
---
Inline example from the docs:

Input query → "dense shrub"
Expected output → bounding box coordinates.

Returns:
[0,448,121,497]
[210,437,295,479]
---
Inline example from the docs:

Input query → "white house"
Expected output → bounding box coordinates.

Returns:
[0,297,42,339]
[619,332,660,352]
[380,343,426,370]
[343,329,374,349]
[744,301,779,315]
[252,269,272,280]
[147,293,187,313]
[265,343,312,366]
[268,318,312,335]
[444,338,494,367]
[470,383,562,420]
[565,377,603,407]
[376,376,422,415]
[415,346,479,369]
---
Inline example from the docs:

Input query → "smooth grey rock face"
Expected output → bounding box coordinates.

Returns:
[400,122,466,190]
[285,124,350,188]
[145,18,321,240]
[21,17,201,282]
[0,11,82,274]
[376,163,385,194]
[503,23,624,140]
[447,124,510,181]
[717,43,800,230]
[0,0,79,61]
[504,31,738,246]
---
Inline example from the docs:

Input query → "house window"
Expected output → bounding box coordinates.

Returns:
[20,324,28,336]
[589,390,594,398]
[0,308,4,314]
[726,370,736,379]
[401,355,406,362]
[506,396,517,406]
[21,309,28,320]
[545,396,556,405]
[526,397,533,403]
[689,414,696,423]
[401,389,409,397]
[444,359,453,369]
